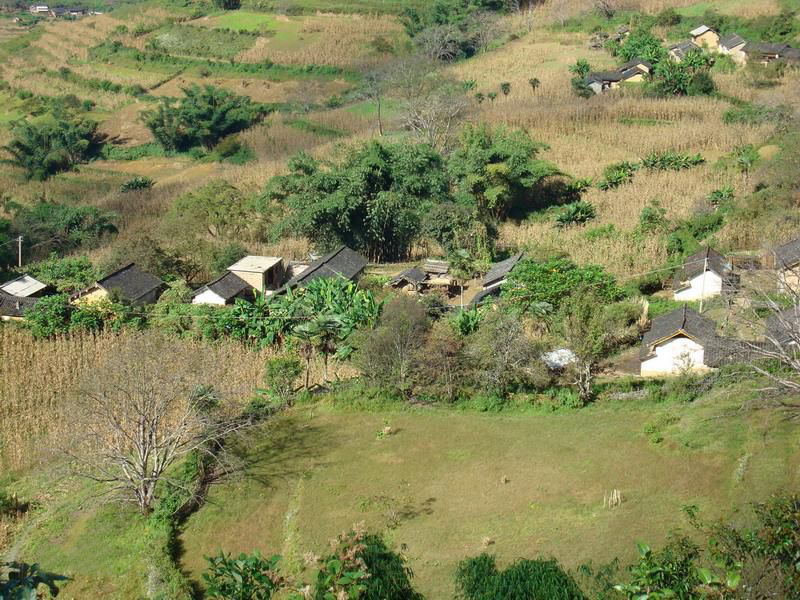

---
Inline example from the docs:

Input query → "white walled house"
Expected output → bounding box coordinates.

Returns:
[640,306,723,376]
[672,247,735,301]
[719,33,748,64]
[192,271,254,306]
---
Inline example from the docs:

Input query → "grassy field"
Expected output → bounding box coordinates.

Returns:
[9,388,798,598]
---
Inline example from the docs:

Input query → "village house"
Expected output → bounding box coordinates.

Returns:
[769,237,800,293]
[472,253,524,306]
[28,4,49,13]
[672,247,736,302]
[689,25,720,50]
[72,263,166,306]
[226,255,285,295]
[0,274,49,298]
[640,305,725,376]
[280,246,367,292]
[0,291,38,322]
[386,267,427,293]
[669,40,701,62]
[192,272,255,306]
[742,42,795,65]
[718,33,748,64]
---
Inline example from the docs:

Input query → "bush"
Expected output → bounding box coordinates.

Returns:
[655,8,681,26]
[455,554,587,600]
[555,201,596,227]
[641,151,704,171]
[203,552,283,599]
[27,255,97,293]
[120,175,154,192]
[261,356,303,406]
[597,160,638,190]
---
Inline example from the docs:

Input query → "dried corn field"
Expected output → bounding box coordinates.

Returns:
[0,327,355,473]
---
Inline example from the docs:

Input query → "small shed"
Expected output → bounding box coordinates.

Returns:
[227,256,285,295]
[669,40,701,62]
[482,253,524,288]
[672,247,736,301]
[742,42,792,65]
[619,58,653,74]
[281,246,367,292]
[422,259,452,287]
[719,33,748,64]
[0,291,38,321]
[640,305,721,376]
[0,274,49,298]
[690,25,720,49]
[585,70,625,94]
[74,263,166,306]
[387,267,427,292]
[192,272,254,305]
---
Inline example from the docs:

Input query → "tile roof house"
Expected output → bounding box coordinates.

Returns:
[690,25,720,49]
[619,58,653,73]
[718,33,748,64]
[281,246,367,292]
[0,274,49,298]
[672,247,737,301]
[472,253,524,306]
[585,60,650,94]
[192,272,254,305]
[669,40,701,62]
[742,42,793,65]
[771,237,800,293]
[640,305,726,375]
[73,263,166,306]
[0,291,39,321]
[386,267,427,292]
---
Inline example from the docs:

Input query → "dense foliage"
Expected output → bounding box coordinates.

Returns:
[265,142,450,262]
[1,117,103,180]
[203,552,283,600]
[455,554,587,600]
[503,258,623,312]
[26,255,98,293]
[142,85,266,152]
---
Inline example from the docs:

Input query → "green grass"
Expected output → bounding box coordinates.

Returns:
[148,23,257,60]
[286,117,344,137]
[239,0,427,14]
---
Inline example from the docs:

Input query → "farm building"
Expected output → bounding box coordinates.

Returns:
[0,291,38,321]
[585,66,647,94]
[742,42,795,65]
[192,272,254,306]
[0,274,49,298]
[73,263,166,306]
[386,267,427,293]
[770,237,800,293]
[28,4,48,12]
[719,33,748,64]
[672,247,736,301]
[669,40,701,62]
[690,25,720,50]
[227,256,285,295]
[472,253,524,306]
[281,246,367,292]
[619,58,653,74]
[640,306,726,376]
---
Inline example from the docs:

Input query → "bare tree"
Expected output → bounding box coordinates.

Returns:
[393,58,470,153]
[470,12,503,54]
[361,69,388,136]
[594,0,618,19]
[414,24,462,62]
[62,334,248,514]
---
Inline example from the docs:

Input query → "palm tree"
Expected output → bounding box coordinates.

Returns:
[500,82,511,98]
[487,92,498,103]
[292,315,347,384]
[528,77,540,94]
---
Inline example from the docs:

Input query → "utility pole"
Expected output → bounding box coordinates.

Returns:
[17,236,22,269]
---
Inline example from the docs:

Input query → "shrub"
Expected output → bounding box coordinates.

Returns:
[26,255,97,293]
[637,199,668,234]
[641,151,704,171]
[203,552,283,599]
[655,8,681,26]
[723,102,787,125]
[555,201,596,227]
[597,161,638,190]
[120,175,154,192]
[455,554,587,600]
[615,537,701,599]
[261,356,303,406]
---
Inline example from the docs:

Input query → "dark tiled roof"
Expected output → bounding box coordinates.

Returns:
[0,291,38,318]
[482,253,523,287]
[192,272,251,301]
[97,263,165,303]
[669,40,700,58]
[388,267,427,287]
[619,58,653,71]
[743,42,791,55]
[774,237,800,268]
[587,70,625,83]
[471,284,502,307]
[640,305,717,359]
[285,246,367,289]
[719,33,746,49]
[765,306,800,345]
[672,247,732,290]
[620,67,646,80]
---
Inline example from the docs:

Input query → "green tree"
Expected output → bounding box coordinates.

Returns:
[168,180,252,239]
[212,0,240,8]
[569,60,593,98]
[422,202,496,260]
[617,29,667,64]
[528,77,540,94]
[261,356,303,406]
[652,52,714,96]
[1,117,103,180]
[264,142,451,262]
[27,255,97,293]
[204,552,282,600]
[448,125,560,220]
[487,91,497,103]
[499,81,511,97]
[24,294,72,338]
[292,315,348,383]
[503,257,623,312]
[141,85,266,151]
[569,59,591,78]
